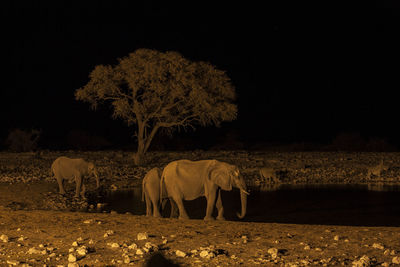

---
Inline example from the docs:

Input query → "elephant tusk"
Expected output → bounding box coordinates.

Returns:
[241,189,250,195]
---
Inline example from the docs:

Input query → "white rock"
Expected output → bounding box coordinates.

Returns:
[88,239,94,245]
[200,251,209,258]
[18,236,25,241]
[27,247,41,254]
[334,235,340,241]
[83,219,94,224]
[267,248,278,259]
[123,256,131,264]
[105,230,114,236]
[76,246,87,256]
[0,234,9,242]
[352,255,370,267]
[6,260,19,266]
[206,252,216,259]
[393,256,400,264]
[137,232,148,240]
[175,250,186,257]
[72,241,79,247]
[128,243,138,250]
[373,243,385,250]
[39,244,44,248]
[68,254,77,263]
[110,242,120,248]
[136,249,144,255]
[69,248,75,253]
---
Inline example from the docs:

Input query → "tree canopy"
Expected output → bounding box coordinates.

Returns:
[75,48,237,164]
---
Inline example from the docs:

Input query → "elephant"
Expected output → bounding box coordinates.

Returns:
[51,156,100,198]
[142,167,177,217]
[160,159,249,221]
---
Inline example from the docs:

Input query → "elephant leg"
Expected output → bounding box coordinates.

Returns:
[80,183,86,199]
[56,176,66,195]
[216,190,225,221]
[169,198,178,218]
[171,195,189,220]
[74,175,82,198]
[204,185,218,221]
[144,192,152,216]
[152,198,162,218]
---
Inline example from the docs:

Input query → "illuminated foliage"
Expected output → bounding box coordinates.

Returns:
[75,49,237,164]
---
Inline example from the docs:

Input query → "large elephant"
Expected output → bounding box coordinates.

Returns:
[142,167,176,217]
[51,156,100,198]
[160,159,249,221]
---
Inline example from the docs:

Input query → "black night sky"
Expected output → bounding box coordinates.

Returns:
[2,1,400,150]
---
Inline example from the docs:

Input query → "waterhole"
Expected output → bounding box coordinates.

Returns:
[93,184,400,226]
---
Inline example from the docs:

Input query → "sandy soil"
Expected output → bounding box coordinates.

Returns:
[0,151,400,266]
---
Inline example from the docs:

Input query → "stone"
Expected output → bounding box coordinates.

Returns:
[176,250,186,257]
[267,248,278,259]
[6,260,19,266]
[110,243,120,248]
[0,234,9,242]
[27,247,41,254]
[352,255,370,267]
[124,256,131,264]
[68,254,77,263]
[128,243,138,250]
[200,251,209,258]
[137,232,148,240]
[393,256,400,264]
[76,246,87,256]
[372,243,384,250]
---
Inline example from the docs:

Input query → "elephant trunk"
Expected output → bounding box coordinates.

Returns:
[236,177,248,219]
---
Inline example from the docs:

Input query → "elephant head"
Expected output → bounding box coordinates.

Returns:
[87,162,100,189]
[209,161,249,219]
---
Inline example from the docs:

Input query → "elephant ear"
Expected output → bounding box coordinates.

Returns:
[210,163,233,191]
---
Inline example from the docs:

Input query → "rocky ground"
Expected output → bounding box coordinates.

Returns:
[0,150,400,266]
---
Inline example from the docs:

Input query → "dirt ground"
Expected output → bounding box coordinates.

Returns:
[0,151,400,266]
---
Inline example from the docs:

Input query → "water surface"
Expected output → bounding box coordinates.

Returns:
[96,184,400,226]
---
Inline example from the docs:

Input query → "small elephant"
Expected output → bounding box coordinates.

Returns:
[142,167,177,217]
[51,156,100,198]
[161,159,249,221]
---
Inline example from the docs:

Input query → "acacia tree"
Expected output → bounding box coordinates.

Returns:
[75,48,237,165]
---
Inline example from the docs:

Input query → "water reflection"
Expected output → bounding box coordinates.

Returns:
[95,184,400,226]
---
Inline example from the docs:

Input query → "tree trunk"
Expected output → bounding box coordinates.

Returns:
[134,120,145,165]
[134,121,160,166]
